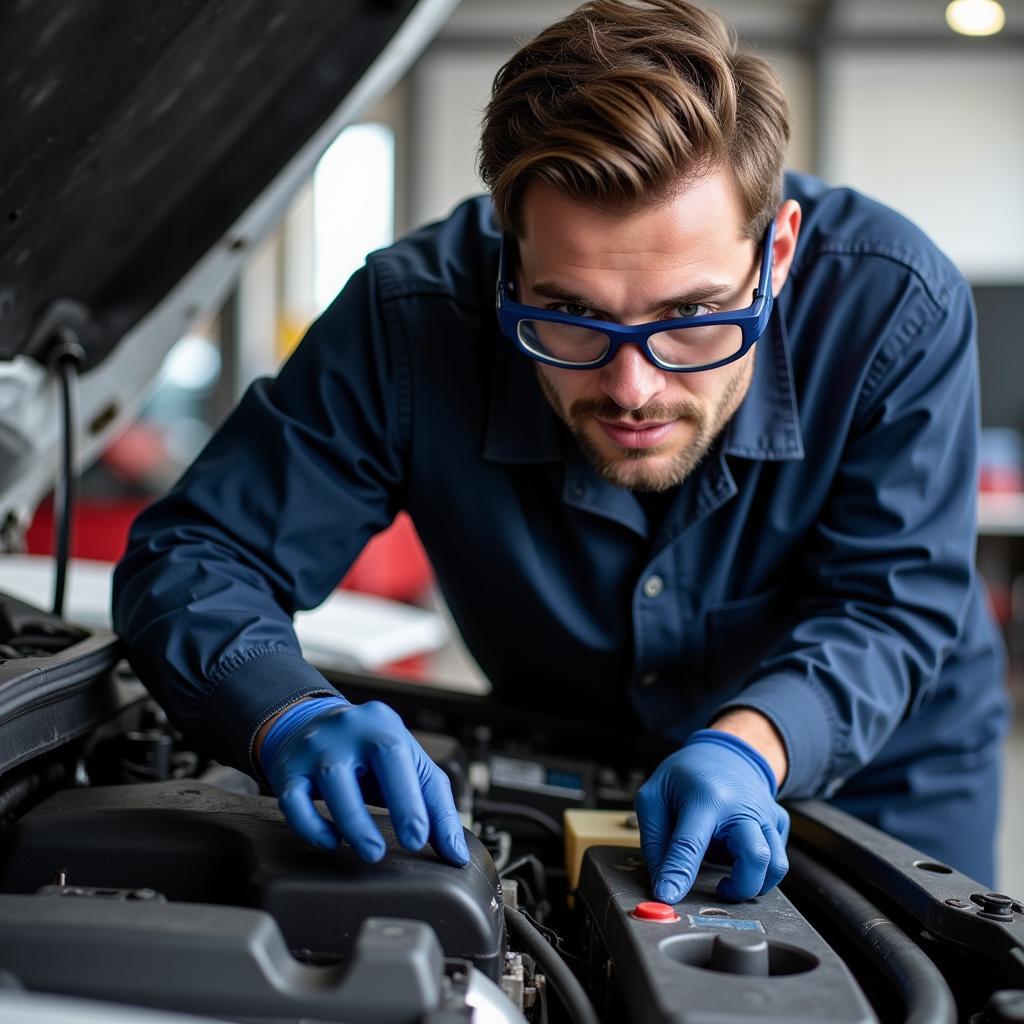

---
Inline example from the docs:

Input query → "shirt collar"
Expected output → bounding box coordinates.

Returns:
[482,334,652,537]
[484,296,804,468]
[722,292,805,461]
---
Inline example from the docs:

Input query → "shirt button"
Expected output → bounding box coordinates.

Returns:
[640,672,659,688]
[643,575,664,598]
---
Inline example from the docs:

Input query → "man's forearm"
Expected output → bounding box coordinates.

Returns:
[709,708,788,790]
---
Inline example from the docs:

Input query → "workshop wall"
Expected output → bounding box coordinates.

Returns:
[826,49,1024,282]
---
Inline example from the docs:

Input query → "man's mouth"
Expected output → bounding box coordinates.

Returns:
[595,418,678,450]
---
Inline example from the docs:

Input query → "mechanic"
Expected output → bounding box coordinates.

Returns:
[112,0,1010,899]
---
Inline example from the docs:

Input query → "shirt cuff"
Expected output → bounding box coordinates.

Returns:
[713,670,837,800]
[203,650,342,777]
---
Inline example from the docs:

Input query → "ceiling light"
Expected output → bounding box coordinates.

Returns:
[945,0,1006,36]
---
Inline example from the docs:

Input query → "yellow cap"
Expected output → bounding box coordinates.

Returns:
[564,809,643,902]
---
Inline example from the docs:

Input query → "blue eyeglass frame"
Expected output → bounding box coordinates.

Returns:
[495,220,776,372]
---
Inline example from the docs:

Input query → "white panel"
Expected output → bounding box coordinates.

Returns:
[0,555,449,670]
[410,49,511,227]
[313,123,395,312]
[761,48,815,174]
[236,233,280,393]
[282,181,317,322]
[827,49,1024,280]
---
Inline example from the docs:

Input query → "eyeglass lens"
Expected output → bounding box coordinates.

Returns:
[516,319,744,369]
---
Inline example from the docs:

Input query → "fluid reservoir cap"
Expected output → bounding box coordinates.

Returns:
[709,931,770,976]
[632,901,679,923]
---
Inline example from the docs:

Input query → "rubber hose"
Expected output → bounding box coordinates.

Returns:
[503,905,599,1024]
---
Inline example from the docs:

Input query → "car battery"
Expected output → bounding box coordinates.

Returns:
[575,844,877,1024]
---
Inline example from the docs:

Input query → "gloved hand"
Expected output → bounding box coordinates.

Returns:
[259,696,470,866]
[634,729,789,904]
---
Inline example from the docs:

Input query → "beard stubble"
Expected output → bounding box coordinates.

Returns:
[536,352,755,493]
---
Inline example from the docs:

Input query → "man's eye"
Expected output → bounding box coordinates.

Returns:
[674,302,711,318]
[554,303,597,318]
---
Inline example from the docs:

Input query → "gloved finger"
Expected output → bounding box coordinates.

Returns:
[777,806,791,845]
[757,822,789,896]
[634,783,672,883]
[368,738,429,851]
[420,763,470,866]
[277,774,339,851]
[653,802,718,904]
[317,760,387,862]
[715,818,772,901]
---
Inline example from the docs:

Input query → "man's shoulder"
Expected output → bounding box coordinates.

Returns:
[784,172,964,307]
[366,195,500,309]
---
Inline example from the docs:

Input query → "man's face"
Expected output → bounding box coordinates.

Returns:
[516,170,765,492]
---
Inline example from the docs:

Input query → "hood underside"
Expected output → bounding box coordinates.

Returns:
[0,0,459,532]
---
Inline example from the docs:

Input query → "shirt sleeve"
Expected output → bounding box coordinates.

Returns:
[111,263,411,775]
[716,276,983,799]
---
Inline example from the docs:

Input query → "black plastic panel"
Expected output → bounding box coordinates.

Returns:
[788,800,1024,988]
[0,898,455,1024]
[0,779,504,980]
[0,590,126,777]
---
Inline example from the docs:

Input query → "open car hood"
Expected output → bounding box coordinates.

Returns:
[0,0,459,538]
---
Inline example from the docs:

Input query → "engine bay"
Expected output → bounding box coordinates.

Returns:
[0,595,1022,1024]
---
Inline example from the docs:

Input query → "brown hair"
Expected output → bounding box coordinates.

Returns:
[478,0,789,240]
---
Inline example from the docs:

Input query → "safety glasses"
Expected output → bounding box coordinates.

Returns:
[496,221,775,372]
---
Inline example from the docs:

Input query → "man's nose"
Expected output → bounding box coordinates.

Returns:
[599,343,667,411]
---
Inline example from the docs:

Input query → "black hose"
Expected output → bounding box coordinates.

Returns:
[501,854,541,881]
[500,853,548,898]
[503,905,599,1024]
[787,846,956,1024]
[0,773,39,819]
[51,347,81,619]
[475,798,563,837]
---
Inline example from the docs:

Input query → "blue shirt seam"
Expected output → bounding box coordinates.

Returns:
[379,305,415,469]
[800,673,842,790]
[374,278,487,308]
[793,238,959,310]
[207,641,294,687]
[854,279,964,420]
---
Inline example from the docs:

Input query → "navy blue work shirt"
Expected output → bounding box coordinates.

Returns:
[113,173,1010,882]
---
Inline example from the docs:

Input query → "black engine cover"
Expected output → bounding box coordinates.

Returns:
[0,780,503,980]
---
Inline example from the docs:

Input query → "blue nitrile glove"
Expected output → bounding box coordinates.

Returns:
[634,729,789,904]
[259,696,470,866]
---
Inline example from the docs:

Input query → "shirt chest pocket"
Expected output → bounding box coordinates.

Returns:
[705,580,799,687]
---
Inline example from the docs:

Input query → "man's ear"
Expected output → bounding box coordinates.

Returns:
[770,200,802,296]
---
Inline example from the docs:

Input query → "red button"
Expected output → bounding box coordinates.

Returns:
[632,901,679,922]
